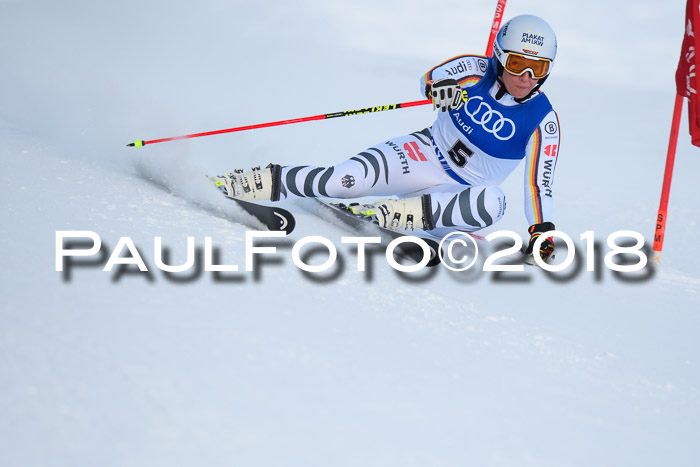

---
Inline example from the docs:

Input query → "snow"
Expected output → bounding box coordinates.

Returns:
[1,1,699,466]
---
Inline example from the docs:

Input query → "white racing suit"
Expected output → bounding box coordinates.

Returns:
[277,55,561,232]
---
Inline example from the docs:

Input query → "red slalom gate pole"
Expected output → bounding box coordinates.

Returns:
[127,0,508,149]
[652,94,684,262]
[485,0,508,56]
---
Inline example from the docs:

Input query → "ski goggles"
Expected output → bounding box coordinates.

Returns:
[503,52,552,79]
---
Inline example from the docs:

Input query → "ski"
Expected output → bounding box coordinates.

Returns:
[312,200,442,267]
[229,198,296,234]
[133,168,296,234]
[208,171,295,233]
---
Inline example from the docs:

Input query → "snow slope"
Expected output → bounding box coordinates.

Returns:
[1,1,699,466]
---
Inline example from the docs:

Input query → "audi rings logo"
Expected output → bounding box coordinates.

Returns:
[464,96,516,141]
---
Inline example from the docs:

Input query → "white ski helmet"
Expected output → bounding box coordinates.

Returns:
[493,14,557,80]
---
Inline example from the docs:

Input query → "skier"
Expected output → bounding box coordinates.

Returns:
[212,14,560,262]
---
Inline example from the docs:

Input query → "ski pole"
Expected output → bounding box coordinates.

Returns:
[126,99,431,148]
[127,0,507,149]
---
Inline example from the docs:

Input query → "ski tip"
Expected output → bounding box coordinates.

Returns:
[126,140,145,148]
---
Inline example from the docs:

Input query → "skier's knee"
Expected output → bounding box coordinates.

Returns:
[481,186,506,227]
[429,185,505,231]
[322,163,370,198]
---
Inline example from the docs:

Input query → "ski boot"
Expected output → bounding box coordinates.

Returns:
[345,195,435,231]
[210,164,282,201]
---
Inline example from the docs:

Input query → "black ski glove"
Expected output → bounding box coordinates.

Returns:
[427,78,464,112]
[524,222,556,262]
